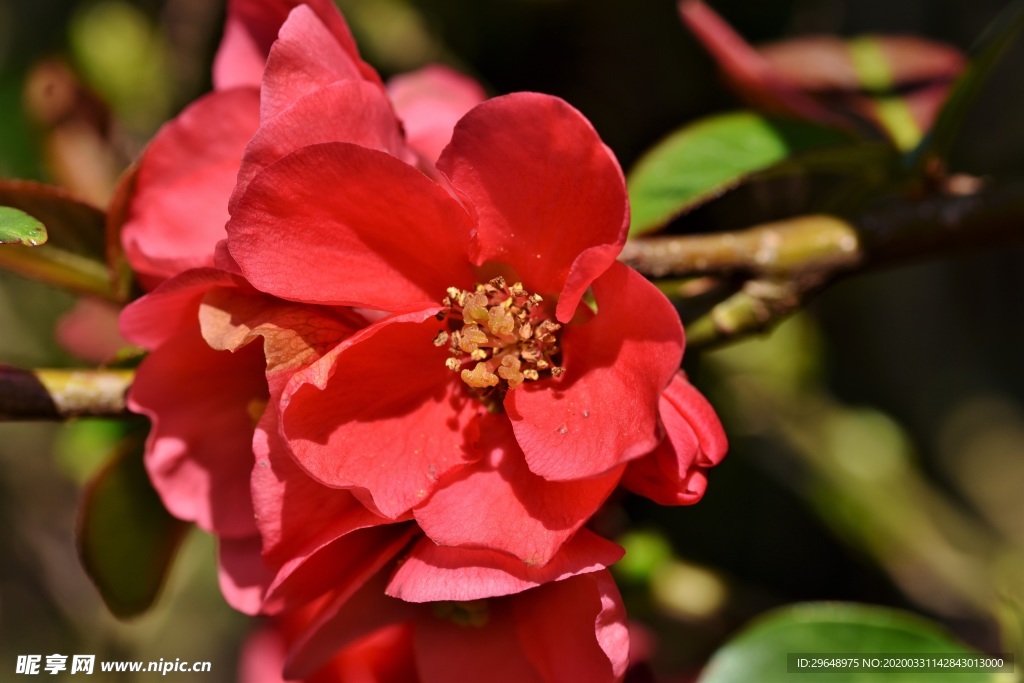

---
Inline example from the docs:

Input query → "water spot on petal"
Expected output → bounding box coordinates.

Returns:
[557,425,568,435]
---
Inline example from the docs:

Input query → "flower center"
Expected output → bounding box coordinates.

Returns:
[436,277,563,401]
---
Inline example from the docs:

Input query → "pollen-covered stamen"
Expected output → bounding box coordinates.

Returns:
[438,277,564,397]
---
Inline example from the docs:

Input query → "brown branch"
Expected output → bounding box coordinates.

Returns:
[621,181,1024,348]
[0,366,134,420]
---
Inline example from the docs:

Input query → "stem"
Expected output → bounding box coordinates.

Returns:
[0,366,134,420]
[621,180,1024,348]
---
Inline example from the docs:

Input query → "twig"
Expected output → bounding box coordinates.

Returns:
[0,366,134,420]
[621,181,1024,348]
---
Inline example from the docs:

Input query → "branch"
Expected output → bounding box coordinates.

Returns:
[0,366,134,420]
[620,180,1024,348]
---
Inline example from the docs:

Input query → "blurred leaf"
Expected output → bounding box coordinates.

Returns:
[0,206,47,246]
[699,603,1005,682]
[847,37,922,151]
[0,180,117,299]
[69,0,173,131]
[627,112,850,236]
[104,163,138,302]
[910,0,1024,170]
[616,529,674,583]
[678,1,850,128]
[77,436,188,618]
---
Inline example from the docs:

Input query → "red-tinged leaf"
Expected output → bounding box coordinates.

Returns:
[0,206,47,246]
[105,163,140,302]
[678,1,851,128]
[77,435,188,618]
[758,35,963,94]
[0,180,116,299]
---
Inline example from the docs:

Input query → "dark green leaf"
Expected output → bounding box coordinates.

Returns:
[627,112,851,236]
[909,0,1024,170]
[699,603,1004,683]
[77,436,188,618]
[0,180,117,299]
[0,206,47,246]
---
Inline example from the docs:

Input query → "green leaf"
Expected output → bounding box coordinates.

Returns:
[0,180,118,300]
[699,603,1007,683]
[0,206,47,246]
[627,112,851,236]
[77,436,188,618]
[909,0,1024,170]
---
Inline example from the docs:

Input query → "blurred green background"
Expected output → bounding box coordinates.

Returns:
[1,0,1023,680]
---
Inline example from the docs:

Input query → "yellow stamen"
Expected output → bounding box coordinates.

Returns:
[461,362,499,388]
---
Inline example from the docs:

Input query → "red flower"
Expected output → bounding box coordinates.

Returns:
[239,570,627,683]
[117,1,726,679]
[220,89,686,551]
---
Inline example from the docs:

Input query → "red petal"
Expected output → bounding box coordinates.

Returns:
[219,535,273,615]
[387,65,487,163]
[129,324,267,537]
[237,626,287,683]
[229,81,406,214]
[259,5,373,122]
[122,89,259,286]
[227,142,476,310]
[413,414,621,566]
[119,268,244,349]
[385,529,622,603]
[624,373,727,505]
[252,383,393,573]
[214,0,380,92]
[662,373,728,468]
[198,286,361,373]
[285,567,418,680]
[281,309,483,518]
[438,93,628,322]
[508,262,683,480]
[512,570,628,683]
[56,297,128,364]
[415,601,543,683]
[262,524,415,615]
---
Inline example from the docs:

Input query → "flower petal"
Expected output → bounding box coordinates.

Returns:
[263,524,415,615]
[508,261,683,480]
[229,81,407,214]
[387,65,487,164]
[129,324,267,537]
[437,92,628,321]
[623,373,727,505]
[219,535,273,615]
[119,268,245,350]
[227,142,476,309]
[415,601,543,683]
[121,89,259,287]
[252,378,394,574]
[259,4,374,122]
[512,570,628,683]
[385,528,622,603]
[198,286,362,373]
[284,568,418,680]
[281,309,483,518]
[214,0,380,92]
[414,414,621,566]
